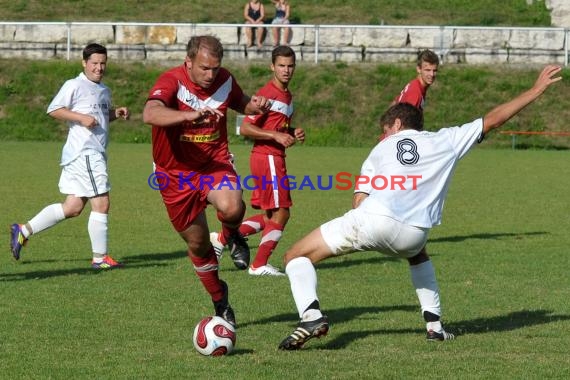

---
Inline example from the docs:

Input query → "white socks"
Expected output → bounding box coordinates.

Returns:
[410,260,442,325]
[286,257,442,329]
[88,212,108,256]
[302,308,323,322]
[23,204,108,260]
[427,321,443,333]
[27,203,66,236]
[285,257,322,321]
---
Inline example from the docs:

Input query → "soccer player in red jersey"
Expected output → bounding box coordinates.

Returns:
[392,49,440,111]
[143,35,272,328]
[211,45,304,276]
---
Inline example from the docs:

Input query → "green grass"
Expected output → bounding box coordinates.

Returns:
[0,0,551,26]
[1,142,570,378]
[2,59,570,149]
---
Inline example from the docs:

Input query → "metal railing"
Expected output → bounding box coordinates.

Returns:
[1,21,568,65]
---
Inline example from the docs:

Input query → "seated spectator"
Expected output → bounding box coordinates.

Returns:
[271,0,291,46]
[244,0,266,48]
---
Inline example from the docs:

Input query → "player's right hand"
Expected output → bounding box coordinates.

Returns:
[80,114,97,128]
[275,132,295,148]
[196,106,223,122]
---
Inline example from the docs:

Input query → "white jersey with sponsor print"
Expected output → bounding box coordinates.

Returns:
[47,72,112,165]
[356,118,484,228]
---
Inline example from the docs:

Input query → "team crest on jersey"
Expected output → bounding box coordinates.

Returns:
[396,138,420,165]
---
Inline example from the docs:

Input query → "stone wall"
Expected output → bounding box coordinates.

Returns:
[547,0,570,27]
[0,22,568,65]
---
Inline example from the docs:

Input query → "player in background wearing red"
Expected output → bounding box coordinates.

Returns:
[143,36,272,328]
[392,49,439,112]
[211,45,304,276]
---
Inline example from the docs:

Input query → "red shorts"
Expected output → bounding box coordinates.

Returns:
[155,162,238,232]
[249,152,292,210]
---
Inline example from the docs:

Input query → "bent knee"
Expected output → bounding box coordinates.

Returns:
[186,239,211,258]
[407,247,430,265]
[283,249,298,265]
[216,200,245,224]
[63,206,84,218]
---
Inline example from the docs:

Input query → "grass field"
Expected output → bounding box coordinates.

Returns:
[0,0,551,26]
[2,59,570,149]
[2,141,570,379]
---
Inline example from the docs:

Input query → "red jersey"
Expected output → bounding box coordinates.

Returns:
[394,78,427,111]
[148,64,245,171]
[243,80,293,157]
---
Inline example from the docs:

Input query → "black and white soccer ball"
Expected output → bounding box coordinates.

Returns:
[193,316,236,356]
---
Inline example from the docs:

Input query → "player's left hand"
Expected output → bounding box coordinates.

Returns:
[115,107,130,120]
[294,128,305,143]
[250,95,273,114]
[533,65,562,95]
[198,106,224,122]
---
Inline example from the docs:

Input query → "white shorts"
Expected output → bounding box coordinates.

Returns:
[58,150,110,197]
[320,207,428,258]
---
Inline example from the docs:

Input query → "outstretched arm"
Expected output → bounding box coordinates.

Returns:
[236,94,272,115]
[483,65,562,134]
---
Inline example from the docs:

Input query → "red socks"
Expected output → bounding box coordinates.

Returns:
[251,219,283,268]
[189,248,223,302]
[239,214,266,237]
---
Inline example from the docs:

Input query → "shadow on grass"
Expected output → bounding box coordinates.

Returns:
[240,305,418,329]
[125,250,188,262]
[315,308,570,350]
[316,255,399,270]
[322,327,421,350]
[430,231,548,243]
[319,309,570,350]
[247,305,569,350]
[241,305,419,350]
[296,232,549,271]
[0,251,187,281]
[1,248,264,281]
[447,309,570,335]
[227,348,255,355]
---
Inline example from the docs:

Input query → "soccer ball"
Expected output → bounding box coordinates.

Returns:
[193,316,236,356]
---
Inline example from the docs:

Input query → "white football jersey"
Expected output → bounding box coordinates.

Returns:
[47,72,112,165]
[356,118,484,228]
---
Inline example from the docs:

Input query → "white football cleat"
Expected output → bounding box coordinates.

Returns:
[248,264,286,276]
[210,232,225,260]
